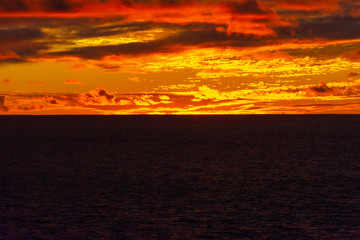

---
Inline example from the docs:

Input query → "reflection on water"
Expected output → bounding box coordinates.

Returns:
[1,115,360,239]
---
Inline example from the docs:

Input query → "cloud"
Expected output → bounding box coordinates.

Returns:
[307,81,333,94]
[79,88,115,104]
[0,0,281,35]
[275,15,360,41]
[0,0,82,12]
[44,96,58,104]
[267,0,340,12]
[0,0,357,64]
[64,79,82,84]
[347,72,359,78]
[0,27,43,45]
[343,49,360,62]
[226,0,272,15]
[1,78,11,83]
[17,103,44,111]
[0,0,29,12]
[50,25,266,59]
[0,96,9,112]
[2,81,360,114]
[28,81,45,85]
[68,63,87,70]
[300,81,360,98]
[75,21,156,39]
[41,0,74,12]
[0,27,47,62]
[0,51,20,60]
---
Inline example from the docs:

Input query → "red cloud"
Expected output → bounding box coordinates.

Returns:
[267,0,340,12]
[0,0,283,36]
[0,50,20,60]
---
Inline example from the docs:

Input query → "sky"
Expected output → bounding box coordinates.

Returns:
[0,0,360,114]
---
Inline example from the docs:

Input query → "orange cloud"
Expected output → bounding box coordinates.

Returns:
[2,78,11,83]
[0,0,285,36]
[343,49,360,62]
[17,103,44,111]
[64,79,82,84]
[78,88,115,105]
[2,80,360,114]
[28,81,45,85]
[68,63,87,70]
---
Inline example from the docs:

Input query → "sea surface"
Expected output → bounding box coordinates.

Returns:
[0,115,359,239]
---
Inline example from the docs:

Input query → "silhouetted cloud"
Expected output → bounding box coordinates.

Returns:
[0,96,9,112]
[0,27,47,62]
[0,0,358,63]
[0,27,43,45]
[17,104,44,111]
[79,88,115,104]
[347,72,359,78]
[226,0,270,14]
[276,15,360,40]
[44,96,58,104]
[308,81,333,93]
[50,25,265,59]
[0,0,29,12]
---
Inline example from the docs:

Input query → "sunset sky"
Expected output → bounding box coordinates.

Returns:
[1,0,360,114]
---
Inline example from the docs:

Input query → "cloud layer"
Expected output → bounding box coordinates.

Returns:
[0,0,360,114]
[2,80,360,114]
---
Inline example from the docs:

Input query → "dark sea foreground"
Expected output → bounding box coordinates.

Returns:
[0,115,359,240]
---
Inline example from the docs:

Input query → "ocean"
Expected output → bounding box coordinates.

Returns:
[0,115,359,239]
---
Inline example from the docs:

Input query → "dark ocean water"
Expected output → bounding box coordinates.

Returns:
[0,115,359,240]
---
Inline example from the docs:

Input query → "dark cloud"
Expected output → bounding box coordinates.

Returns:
[97,88,115,102]
[0,28,43,44]
[44,96,58,104]
[80,88,115,104]
[0,0,358,65]
[0,96,9,112]
[301,81,360,97]
[308,81,333,94]
[0,27,48,62]
[0,17,117,29]
[276,15,360,40]
[41,0,73,12]
[51,24,263,59]
[17,104,44,111]
[0,0,28,11]
[343,49,360,62]
[76,21,156,38]
[0,0,88,12]
[0,58,25,64]
[347,72,359,78]
[226,0,268,14]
